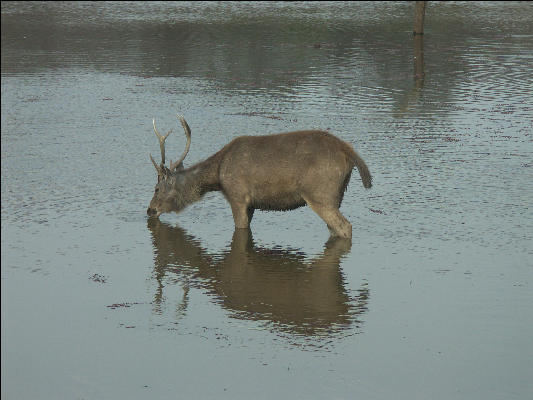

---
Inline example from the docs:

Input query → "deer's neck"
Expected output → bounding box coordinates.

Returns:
[175,153,221,205]
[188,152,222,191]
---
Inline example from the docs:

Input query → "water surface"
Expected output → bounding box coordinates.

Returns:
[2,2,532,399]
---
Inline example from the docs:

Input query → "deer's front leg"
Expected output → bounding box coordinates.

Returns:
[230,201,252,229]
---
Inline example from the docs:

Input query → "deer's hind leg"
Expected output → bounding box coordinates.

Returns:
[305,200,352,239]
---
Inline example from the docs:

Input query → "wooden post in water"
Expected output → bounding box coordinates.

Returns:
[413,1,427,35]
[413,1,426,87]
[396,2,427,115]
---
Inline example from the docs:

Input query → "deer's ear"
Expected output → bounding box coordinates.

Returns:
[174,161,184,171]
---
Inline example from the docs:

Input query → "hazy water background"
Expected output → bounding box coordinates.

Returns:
[2,2,532,399]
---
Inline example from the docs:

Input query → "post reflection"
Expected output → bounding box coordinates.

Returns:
[147,219,369,337]
[413,34,425,89]
[393,33,426,117]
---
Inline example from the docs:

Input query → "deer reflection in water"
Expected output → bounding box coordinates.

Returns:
[147,219,369,337]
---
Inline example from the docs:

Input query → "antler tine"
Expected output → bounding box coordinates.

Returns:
[152,118,172,166]
[149,153,160,173]
[170,115,192,171]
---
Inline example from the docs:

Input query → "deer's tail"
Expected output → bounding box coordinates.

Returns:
[347,147,372,189]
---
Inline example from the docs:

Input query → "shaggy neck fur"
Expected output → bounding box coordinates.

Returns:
[170,153,222,211]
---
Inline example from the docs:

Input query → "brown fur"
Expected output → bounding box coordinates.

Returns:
[148,129,372,239]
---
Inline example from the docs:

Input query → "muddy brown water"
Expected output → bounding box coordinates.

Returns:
[1,2,532,399]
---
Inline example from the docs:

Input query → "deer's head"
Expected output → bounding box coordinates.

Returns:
[147,115,191,217]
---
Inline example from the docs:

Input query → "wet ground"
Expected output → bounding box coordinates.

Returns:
[1,2,532,399]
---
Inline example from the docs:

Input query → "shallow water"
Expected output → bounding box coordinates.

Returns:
[2,2,532,399]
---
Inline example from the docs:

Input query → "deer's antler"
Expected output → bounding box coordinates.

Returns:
[170,115,192,171]
[150,118,172,174]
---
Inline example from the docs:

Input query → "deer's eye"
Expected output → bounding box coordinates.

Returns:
[155,188,159,193]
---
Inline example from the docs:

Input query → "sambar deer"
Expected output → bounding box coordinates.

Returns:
[147,115,372,239]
